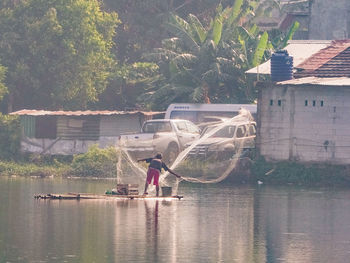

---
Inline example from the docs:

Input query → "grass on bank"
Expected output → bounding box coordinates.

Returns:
[0,145,118,178]
[0,159,71,177]
[2,145,350,186]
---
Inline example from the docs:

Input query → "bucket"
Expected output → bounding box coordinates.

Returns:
[161,186,172,197]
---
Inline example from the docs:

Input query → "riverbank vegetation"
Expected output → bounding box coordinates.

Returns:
[249,157,350,187]
[0,145,118,178]
[0,1,322,183]
[1,113,349,184]
[0,114,21,160]
[3,150,350,187]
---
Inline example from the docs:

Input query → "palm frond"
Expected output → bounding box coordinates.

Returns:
[161,37,183,51]
[166,14,200,52]
[192,86,205,102]
[142,49,179,62]
[165,22,200,52]
[188,14,207,44]
[172,85,193,96]
[237,26,255,42]
[249,24,258,37]
[172,53,197,68]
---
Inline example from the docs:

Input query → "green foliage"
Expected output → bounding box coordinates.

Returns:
[70,145,118,177]
[0,114,20,160]
[0,64,7,101]
[103,0,224,63]
[174,158,210,178]
[96,62,160,110]
[252,31,268,67]
[141,1,273,109]
[269,21,301,50]
[0,159,70,177]
[282,21,300,48]
[0,0,120,110]
[251,157,350,186]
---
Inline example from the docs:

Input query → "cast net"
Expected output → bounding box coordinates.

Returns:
[117,108,255,195]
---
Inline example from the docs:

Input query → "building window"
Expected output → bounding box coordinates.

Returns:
[320,100,324,107]
[270,99,273,106]
[35,116,57,139]
[305,100,308,106]
[313,100,316,107]
[278,100,282,106]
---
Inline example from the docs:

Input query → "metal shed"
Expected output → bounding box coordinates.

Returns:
[10,110,164,155]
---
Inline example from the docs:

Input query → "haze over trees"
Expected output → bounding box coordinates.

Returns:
[0,0,300,112]
[0,0,119,111]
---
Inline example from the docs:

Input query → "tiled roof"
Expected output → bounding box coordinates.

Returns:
[294,40,350,78]
[10,109,163,116]
[245,40,332,75]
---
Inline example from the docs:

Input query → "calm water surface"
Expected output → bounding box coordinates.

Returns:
[1,176,350,263]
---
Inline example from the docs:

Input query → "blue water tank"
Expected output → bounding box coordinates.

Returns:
[270,50,293,81]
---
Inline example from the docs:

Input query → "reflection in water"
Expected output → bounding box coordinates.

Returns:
[2,177,350,262]
[145,201,159,262]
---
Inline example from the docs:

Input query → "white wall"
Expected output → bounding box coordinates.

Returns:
[259,84,350,164]
[21,114,147,155]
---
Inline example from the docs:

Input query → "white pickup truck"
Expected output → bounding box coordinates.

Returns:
[119,119,201,164]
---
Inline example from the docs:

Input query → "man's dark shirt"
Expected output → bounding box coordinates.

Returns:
[145,158,169,172]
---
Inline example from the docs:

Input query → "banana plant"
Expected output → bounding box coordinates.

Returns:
[141,0,291,108]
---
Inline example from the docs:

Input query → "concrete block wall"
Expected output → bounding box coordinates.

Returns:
[309,0,350,40]
[259,84,350,164]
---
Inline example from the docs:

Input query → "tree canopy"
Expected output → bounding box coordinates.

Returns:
[0,0,302,112]
[0,64,7,101]
[0,0,120,111]
[139,1,277,109]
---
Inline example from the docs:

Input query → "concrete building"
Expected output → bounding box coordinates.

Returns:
[257,77,350,164]
[309,0,350,40]
[10,110,163,155]
[256,40,350,164]
[257,0,350,41]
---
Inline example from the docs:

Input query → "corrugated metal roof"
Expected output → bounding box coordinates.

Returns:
[10,109,163,116]
[277,76,350,86]
[246,40,332,75]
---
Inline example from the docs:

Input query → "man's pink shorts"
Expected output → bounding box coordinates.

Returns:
[146,167,160,186]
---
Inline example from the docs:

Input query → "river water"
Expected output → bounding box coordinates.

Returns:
[1,177,350,263]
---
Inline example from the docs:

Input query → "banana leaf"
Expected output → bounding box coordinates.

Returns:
[252,31,268,67]
[188,14,207,44]
[212,18,223,46]
[228,0,243,26]
[282,21,300,48]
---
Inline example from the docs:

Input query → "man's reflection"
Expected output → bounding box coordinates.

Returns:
[145,200,159,260]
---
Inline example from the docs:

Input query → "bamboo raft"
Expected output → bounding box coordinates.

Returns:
[34,193,183,200]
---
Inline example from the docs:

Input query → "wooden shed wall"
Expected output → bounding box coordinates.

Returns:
[57,116,100,140]
[100,114,147,136]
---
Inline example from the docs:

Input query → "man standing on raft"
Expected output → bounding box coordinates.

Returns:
[138,153,181,196]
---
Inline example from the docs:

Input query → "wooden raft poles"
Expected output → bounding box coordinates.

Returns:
[34,193,184,200]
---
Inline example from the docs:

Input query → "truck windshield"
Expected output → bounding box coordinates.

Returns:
[203,125,236,138]
[142,122,172,133]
